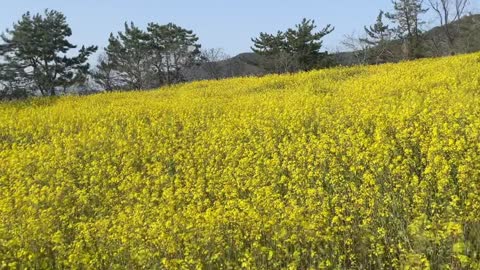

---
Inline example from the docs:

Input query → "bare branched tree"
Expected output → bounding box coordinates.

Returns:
[200,48,230,79]
[428,0,469,51]
[341,33,371,65]
[454,0,469,19]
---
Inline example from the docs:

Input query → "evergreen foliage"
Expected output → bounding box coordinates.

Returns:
[251,18,334,73]
[0,9,97,97]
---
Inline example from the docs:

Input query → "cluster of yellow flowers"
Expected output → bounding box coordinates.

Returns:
[1,53,480,269]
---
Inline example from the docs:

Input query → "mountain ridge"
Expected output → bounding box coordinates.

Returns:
[187,14,480,80]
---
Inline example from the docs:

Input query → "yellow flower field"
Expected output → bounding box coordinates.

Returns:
[1,53,480,269]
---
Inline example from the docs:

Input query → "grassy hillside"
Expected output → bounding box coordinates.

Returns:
[1,53,480,269]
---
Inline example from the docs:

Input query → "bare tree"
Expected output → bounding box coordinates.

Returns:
[200,48,230,79]
[428,0,469,51]
[340,33,371,65]
[454,0,469,19]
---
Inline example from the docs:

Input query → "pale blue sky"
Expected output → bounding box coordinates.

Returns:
[1,0,479,59]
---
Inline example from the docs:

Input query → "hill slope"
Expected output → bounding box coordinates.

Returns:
[1,53,480,268]
[201,14,480,74]
[335,14,480,66]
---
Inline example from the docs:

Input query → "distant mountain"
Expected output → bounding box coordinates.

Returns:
[185,14,480,81]
[183,53,266,81]
[423,14,480,56]
[334,14,480,66]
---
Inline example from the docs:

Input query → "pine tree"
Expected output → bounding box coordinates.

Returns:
[251,31,295,73]
[251,31,287,56]
[0,62,30,99]
[363,11,391,46]
[98,22,202,90]
[285,19,334,71]
[92,53,118,91]
[386,0,428,59]
[103,22,155,90]
[251,18,334,73]
[361,11,394,63]
[147,23,201,85]
[0,9,97,97]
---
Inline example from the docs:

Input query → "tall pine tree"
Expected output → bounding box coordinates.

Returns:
[252,18,334,73]
[386,0,428,59]
[0,10,97,97]
[285,19,334,71]
[147,23,201,85]
[102,22,155,90]
[361,11,394,63]
[251,31,295,73]
[96,22,202,90]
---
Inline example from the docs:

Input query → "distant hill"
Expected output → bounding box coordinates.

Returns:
[423,14,480,56]
[334,14,480,66]
[183,53,266,81]
[185,14,480,81]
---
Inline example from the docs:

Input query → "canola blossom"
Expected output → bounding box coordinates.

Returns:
[1,53,480,269]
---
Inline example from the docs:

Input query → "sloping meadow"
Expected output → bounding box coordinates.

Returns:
[1,53,480,269]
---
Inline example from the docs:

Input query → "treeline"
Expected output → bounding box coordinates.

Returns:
[342,0,473,65]
[0,10,97,99]
[0,11,205,99]
[95,22,202,91]
[0,0,476,99]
